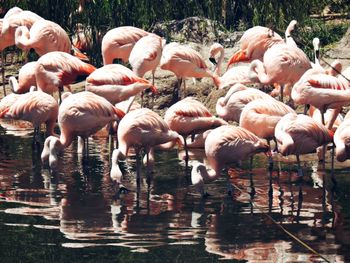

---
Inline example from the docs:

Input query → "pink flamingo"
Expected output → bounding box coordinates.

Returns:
[239,98,295,147]
[1,7,43,50]
[35,51,96,100]
[226,26,283,68]
[164,97,227,161]
[160,42,213,99]
[129,33,165,85]
[291,73,349,130]
[191,125,270,197]
[14,19,71,57]
[209,43,252,89]
[9,62,37,93]
[101,26,149,65]
[85,64,157,105]
[216,83,274,122]
[41,91,125,168]
[334,111,350,162]
[0,92,21,112]
[110,108,180,191]
[275,113,333,176]
[0,90,58,141]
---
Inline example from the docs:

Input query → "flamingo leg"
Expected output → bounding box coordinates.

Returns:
[135,148,141,189]
[296,154,303,177]
[279,84,284,103]
[183,135,189,167]
[1,51,6,97]
[58,86,63,105]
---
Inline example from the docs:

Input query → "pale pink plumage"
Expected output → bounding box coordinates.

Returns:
[10,62,37,93]
[110,108,180,184]
[275,113,333,159]
[1,8,43,51]
[226,26,283,68]
[334,111,350,162]
[15,19,71,56]
[35,51,96,95]
[216,83,273,122]
[239,98,295,141]
[85,64,156,105]
[129,33,165,79]
[164,97,227,137]
[249,43,311,86]
[291,73,350,130]
[191,125,270,196]
[41,91,125,168]
[101,26,149,64]
[0,90,58,135]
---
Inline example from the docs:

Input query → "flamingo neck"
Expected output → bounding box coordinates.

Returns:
[8,76,19,93]
[15,26,31,50]
[249,60,270,84]
[215,48,225,77]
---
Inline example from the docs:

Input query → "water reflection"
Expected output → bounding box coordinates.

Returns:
[0,121,350,261]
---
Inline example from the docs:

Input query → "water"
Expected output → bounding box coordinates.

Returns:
[1,120,350,262]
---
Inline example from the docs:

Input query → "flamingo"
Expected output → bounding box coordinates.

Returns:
[129,33,165,85]
[291,73,350,130]
[164,97,227,162]
[0,92,21,112]
[35,51,96,100]
[1,7,43,50]
[101,26,149,65]
[239,98,295,147]
[209,43,252,89]
[110,108,180,191]
[248,43,311,88]
[334,111,350,162]
[191,125,270,197]
[160,42,213,99]
[0,90,58,141]
[274,113,333,176]
[85,64,157,105]
[216,83,274,122]
[14,19,71,57]
[41,91,125,169]
[226,26,283,68]
[9,62,37,94]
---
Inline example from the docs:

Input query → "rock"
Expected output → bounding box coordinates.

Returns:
[325,27,350,68]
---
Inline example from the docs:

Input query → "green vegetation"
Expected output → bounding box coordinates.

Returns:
[2,0,349,65]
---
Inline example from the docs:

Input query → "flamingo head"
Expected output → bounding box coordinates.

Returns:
[41,136,61,169]
[110,149,123,183]
[191,162,208,198]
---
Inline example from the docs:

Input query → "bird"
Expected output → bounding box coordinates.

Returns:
[160,42,213,99]
[216,83,274,122]
[248,43,312,88]
[0,92,21,112]
[35,51,96,100]
[9,61,37,93]
[0,90,58,141]
[274,113,333,176]
[129,33,165,85]
[41,91,125,169]
[209,43,252,89]
[334,111,350,162]
[226,26,283,69]
[291,73,349,130]
[239,98,295,147]
[101,26,149,65]
[164,97,227,162]
[14,19,72,57]
[308,105,343,132]
[191,125,270,197]
[1,7,43,50]
[110,108,180,191]
[85,64,157,105]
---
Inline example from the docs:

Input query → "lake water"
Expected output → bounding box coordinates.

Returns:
[1,120,350,262]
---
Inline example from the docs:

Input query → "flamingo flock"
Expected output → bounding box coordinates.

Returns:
[1,6,350,198]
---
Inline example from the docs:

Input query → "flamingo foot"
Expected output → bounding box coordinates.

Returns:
[297,167,303,177]
[227,183,234,196]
